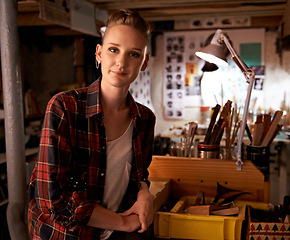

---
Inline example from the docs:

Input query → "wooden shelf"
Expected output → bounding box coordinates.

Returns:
[18,0,40,13]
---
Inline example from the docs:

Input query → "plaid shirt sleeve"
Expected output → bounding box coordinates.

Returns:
[133,101,156,185]
[139,108,155,187]
[33,93,96,231]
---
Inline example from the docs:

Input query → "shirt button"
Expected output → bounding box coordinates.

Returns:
[102,146,105,150]
[101,173,104,177]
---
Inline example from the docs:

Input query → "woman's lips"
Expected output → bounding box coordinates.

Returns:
[111,70,127,76]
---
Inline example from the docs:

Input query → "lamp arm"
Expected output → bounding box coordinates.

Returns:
[220,32,249,73]
[219,31,256,170]
[236,74,255,170]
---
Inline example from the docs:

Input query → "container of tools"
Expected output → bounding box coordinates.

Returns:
[246,145,270,177]
[245,110,283,179]
[198,143,220,159]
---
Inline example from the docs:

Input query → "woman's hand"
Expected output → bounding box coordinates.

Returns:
[121,182,154,233]
[120,213,141,232]
[88,203,141,232]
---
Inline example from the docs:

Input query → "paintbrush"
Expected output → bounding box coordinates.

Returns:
[204,104,221,144]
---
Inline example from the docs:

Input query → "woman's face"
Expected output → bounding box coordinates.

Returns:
[96,25,149,89]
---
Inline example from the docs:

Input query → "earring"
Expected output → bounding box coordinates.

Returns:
[96,60,101,69]
[95,53,101,69]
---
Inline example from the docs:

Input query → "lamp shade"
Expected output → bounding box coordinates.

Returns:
[201,61,218,72]
[195,29,228,66]
[196,43,228,66]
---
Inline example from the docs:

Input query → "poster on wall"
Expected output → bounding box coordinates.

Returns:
[163,33,203,119]
[163,29,265,119]
[130,67,154,112]
[164,34,185,119]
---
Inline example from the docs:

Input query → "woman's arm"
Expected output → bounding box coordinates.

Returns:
[87,203,141,232]
[120,182,154,233]
[34,93,96,230]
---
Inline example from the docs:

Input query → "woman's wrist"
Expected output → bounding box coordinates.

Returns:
[119,214,140,232]
[138,182,153,199]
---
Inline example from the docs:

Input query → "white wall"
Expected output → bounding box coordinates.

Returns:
[150,33,201,136]
[264,30,290,111]
[150,28,290,135]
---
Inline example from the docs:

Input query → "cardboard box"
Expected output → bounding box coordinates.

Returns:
[247,204,290,240]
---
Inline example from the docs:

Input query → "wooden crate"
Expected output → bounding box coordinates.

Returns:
[148,156,269,203]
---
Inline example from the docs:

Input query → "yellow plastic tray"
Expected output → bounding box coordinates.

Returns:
[154,196,247,240]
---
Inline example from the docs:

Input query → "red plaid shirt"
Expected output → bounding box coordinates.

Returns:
[28,78,155,239]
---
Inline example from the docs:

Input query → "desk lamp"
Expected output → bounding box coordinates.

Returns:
[195,29,255,170]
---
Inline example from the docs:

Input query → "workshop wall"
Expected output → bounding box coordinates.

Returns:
[150,28,290,135]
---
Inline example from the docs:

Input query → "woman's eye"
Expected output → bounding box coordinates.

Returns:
[109,47,118,53]
[130,52,140,58]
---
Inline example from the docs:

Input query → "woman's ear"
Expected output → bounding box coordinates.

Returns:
[141,54,149,71]
[95,44,102,62]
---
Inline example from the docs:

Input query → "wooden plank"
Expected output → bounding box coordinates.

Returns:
[261,114,271,141]
[18,1,39,13]
[91,0,287,10]
[261,111,283,146]
[18,0,285,27]
[148,155,268,202]
[17,12,54,26]
[138,5,285,16]
[89,0,287,4]
[149,178,172,213]
[139,6,285,21]
[252,122,264,146]
[251,16,283,28]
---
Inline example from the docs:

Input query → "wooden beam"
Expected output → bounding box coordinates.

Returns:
[90,0,287,10]
[16,0,287,28]
[252,15,283,28]
[138,5,285,21]
[17,0,53,27]
[17,12,55,26]
[18,0,39,13]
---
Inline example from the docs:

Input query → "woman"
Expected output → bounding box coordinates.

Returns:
[28,9,156,240]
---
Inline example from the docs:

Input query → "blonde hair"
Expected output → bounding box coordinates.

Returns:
[103,9,151,42]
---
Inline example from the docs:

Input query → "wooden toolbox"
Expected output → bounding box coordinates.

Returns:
[149,155,270,203]
[148,156,270,239]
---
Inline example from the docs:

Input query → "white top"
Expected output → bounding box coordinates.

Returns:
[101,120,133,239]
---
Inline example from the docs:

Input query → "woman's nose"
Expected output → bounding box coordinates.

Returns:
[116,53,126,68]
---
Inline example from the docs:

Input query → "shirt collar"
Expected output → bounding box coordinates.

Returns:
[86,78,141,119]
[86,78,102,118]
